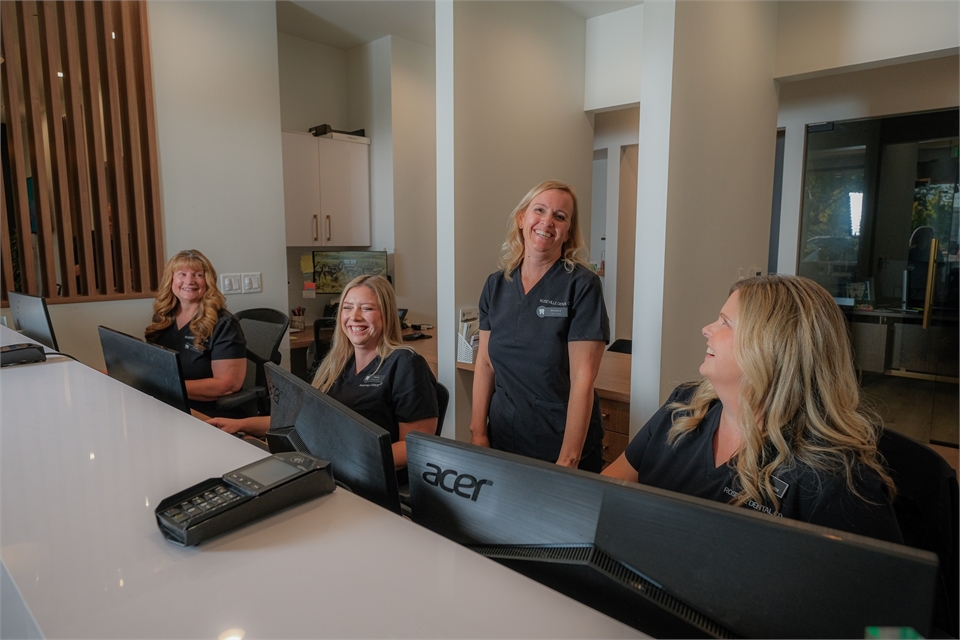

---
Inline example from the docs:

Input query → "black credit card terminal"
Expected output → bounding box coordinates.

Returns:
[155,452,335,546]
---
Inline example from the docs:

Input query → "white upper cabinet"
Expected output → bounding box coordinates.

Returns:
[281,131,371,247]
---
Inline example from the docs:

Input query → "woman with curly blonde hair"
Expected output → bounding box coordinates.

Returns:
[603,274,902,543]
[146,250,246,418]
[470,180,610,472]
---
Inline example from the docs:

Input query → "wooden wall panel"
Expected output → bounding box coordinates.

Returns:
[0,0,162,305]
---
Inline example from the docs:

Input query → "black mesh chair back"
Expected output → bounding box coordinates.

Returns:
[878,428,959,637]
[434,382,450,436]
[216,308,289,416]
[607,339,632,354]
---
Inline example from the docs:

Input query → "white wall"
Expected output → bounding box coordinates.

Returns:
[277,33,348,132]
[438,0,595,440]
[634,1,779,428]
[391,36,438,325]
[27,1,288,370]
[348,37,394,256]
[593,108,639,340]
[775,1,960,81]
[776,55,960,275]
[585,4,643,111]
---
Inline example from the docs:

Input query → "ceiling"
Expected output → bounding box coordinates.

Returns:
[276,0,642,50]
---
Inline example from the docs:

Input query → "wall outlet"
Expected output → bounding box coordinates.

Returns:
[221,273,242,294]
[242,272,262,294]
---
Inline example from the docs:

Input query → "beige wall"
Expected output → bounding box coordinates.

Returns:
[277,32,348,132]
[439,0,595,439]
[658,1,780,400]
[616,145,638,343]
[775,1,960,81]
[390,37,438,326]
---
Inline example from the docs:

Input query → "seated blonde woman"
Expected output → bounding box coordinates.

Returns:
[209,275,438,472]
[146,250,246,418]
[602,275,902,544]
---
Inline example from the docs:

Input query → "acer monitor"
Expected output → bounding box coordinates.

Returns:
[406,433,938,639]
[8,291,58,350]
[98,326,190,414]
[263,362,401,515]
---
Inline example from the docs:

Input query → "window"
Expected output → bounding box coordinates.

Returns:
[1,0,163,304]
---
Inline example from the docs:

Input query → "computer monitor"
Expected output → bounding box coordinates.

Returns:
[312,250,388,294]
[406,433,939,639]
[8,291,58,350]
[264,362,401,515]
[98,326,190,414]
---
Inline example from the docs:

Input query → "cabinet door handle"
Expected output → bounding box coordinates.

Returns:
[313,215,318,242]
[326,215,332,242]
[922,237,938,329]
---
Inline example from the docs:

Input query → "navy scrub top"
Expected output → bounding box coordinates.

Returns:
[148,309,247,417]
[479,260,610,470]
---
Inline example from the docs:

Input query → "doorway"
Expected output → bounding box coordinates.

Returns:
[798,108,959,448]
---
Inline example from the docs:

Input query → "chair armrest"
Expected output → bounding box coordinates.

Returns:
[215,385,267,410]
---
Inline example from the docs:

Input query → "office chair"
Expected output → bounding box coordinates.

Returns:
[878,428,959,638]
[399,381,449,515]
[607,339,632,354]
[216,308,289,417]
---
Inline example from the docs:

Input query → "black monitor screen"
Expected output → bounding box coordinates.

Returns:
[407,433,938,639]
[8,291,58,350]
[265,362,400,514]
[98,326,189,414]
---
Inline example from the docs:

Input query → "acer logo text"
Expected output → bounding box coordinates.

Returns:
[422,463,493,501]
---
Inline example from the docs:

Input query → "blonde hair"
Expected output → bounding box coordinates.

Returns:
[499,180,590,280]
[145,249,226,351]
[312,275,411,393]
[667,274,895,511]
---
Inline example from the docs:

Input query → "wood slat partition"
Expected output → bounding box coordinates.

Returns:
[0,0,163,305]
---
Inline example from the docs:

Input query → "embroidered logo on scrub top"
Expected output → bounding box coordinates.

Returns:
[360,373,385,388]
[536,306,568,318]
[182,336,202,353]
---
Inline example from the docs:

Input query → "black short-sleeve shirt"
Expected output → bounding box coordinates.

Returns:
[328,348,439,444]
[625,385,903,544]
[148,309,246,416]
[479,261,610,470]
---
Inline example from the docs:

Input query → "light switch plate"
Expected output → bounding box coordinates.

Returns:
[242,272,262,294]
[221,273,242,295]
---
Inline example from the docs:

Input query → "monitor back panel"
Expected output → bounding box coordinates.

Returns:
[407,433,939,639]
[98,327,190,414]
[408,434,603,545]
[8,292,58,350]
[267,363,401,514]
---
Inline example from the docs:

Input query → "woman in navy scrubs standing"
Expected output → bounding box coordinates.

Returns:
[470,180,610,472]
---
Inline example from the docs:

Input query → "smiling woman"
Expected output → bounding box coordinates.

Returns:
[469,180,611,472]
[209,275,439,475]
[145,250,247,418]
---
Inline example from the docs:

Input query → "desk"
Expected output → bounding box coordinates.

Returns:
[456,349,632,466]
[0,326,639,639]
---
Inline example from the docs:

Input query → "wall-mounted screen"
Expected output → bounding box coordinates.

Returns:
[312,250,387,294]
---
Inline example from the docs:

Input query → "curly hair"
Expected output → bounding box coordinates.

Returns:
[498,180,590,280]
[666,275,895,512]
[312,275,412,393]
[145,249,226,351]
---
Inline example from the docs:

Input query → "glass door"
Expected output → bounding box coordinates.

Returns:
[799,109,959,448]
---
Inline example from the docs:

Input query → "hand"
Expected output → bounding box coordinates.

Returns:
[207,417,244,435]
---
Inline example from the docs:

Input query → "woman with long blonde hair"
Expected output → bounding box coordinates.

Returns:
[210,275,438,472]
[469,180,610,472]
[603,275,901,542]
[146,249,246,418]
